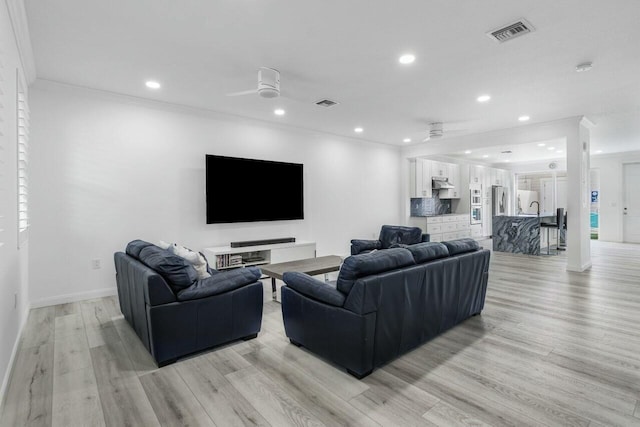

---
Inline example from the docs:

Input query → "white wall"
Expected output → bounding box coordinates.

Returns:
[28,81,402,306]
[591,151,640,242]
[0,0,31,406]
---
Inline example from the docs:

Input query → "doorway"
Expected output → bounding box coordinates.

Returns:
[623,163,640,243]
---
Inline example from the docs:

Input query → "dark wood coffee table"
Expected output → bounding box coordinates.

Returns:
[261,255,343,301]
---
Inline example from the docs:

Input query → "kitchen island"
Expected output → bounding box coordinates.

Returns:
[492,214,557,255]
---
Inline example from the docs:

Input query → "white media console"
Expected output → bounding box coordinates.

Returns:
[202,241,316,271]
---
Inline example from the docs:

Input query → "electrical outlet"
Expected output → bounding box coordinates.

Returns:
[14,293,17,309]
[91,259,101,269]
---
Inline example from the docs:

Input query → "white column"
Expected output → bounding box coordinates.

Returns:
[566,117,594,271]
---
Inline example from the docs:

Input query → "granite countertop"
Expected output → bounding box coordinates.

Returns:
[514,213,556,218]
[421,213,468,217]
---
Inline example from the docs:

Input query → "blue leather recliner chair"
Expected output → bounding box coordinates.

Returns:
[350,224,430,255]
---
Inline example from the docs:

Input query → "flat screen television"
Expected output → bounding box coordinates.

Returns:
[206,155,304,224]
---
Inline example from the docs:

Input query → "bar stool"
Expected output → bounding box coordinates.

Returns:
[540,208,564,255]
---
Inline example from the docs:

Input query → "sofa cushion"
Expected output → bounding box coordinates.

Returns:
[350,239,382,255]
[336,248,415,294]
[283,272,346,307]
[443,238,480,256]
[407,242,450,264]
[379,225,423,249]
[126,240,154,259]
[177,267,261,301]
[139,245,199,291]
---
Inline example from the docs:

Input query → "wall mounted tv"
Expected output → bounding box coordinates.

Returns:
[206,155,304,224]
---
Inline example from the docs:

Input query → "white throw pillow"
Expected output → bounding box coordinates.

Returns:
[157,240,172,250]
[170,243,211,279]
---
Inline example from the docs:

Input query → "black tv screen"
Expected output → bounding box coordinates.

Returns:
[206,155,304,224]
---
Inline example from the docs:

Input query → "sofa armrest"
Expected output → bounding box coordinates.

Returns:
[176,267,261,301]
[421,233,430,243]
[283,272,346,307]
[350,239,382,255]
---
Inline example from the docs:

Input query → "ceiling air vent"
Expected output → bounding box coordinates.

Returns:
[487,19,534,43]
[501,150,513,154]
[315,99,339,108]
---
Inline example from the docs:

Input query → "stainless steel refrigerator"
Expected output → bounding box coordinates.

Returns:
[492,185,508,217]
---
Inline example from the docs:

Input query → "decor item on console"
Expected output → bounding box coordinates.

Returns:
[350,225,430,255]
[114,240,263,366]
[282,239,490,378]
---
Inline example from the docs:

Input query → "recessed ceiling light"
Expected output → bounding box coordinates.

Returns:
[482,155,489,158]
[477,94,491,103]
[548,147,555,150]
[537,143,546,147]
[518,115,530,122]
[504,159,510,163]
[274,108,285,116]
[464,150,472,154]
[354,127,364,133]
[398,54,416,65]
[403,138,411,143]
[556,150,563,154]
[145,80,161,89]
[575,62,593,73]
[595,150,603,154]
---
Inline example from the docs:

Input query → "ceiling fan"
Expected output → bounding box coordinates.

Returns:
[422,121,469,142]
[227,67,282,99]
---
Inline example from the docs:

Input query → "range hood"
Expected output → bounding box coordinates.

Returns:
[432,176,455,189]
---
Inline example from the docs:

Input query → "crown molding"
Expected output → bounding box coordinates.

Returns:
[5,0,36,83]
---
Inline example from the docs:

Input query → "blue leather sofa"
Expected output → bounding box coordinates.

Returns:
[350,224,430,255]
[282,238,489,378]
[114,240,263,366]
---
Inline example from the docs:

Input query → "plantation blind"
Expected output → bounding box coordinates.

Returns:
[17,72,29,244]
[0,55,6,247]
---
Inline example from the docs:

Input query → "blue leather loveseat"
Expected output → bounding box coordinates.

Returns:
[282,238,489,378]
[350,224,430,255]
[114,240,263,366]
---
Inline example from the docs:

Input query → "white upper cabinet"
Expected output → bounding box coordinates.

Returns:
[448,163,460,187]
[410,159,432,198]
[470,165,484,186]
[432,161,449,178]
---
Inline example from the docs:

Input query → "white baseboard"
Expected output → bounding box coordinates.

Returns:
[30,287,118,309]
[567,261,593,272]
[0,302,30,412]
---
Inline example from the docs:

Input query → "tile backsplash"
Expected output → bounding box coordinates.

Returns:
[410,195,451,216]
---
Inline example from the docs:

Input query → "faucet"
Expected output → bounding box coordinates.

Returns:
[530,201,540,216]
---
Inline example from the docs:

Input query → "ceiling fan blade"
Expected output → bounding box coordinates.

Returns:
[226,89,258,97]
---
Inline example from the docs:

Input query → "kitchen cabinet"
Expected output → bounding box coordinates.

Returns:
[489,167,511,186]
[438,188,460,199]
[470,165,484,186]
[432,161,449,178]
[409,158,432,198]
[426,214,471,242]
[448,163,461,187]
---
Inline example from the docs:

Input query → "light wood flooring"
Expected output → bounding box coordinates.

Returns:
[2,241,640,426]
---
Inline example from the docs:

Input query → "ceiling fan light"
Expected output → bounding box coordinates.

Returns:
[258,87,280,98]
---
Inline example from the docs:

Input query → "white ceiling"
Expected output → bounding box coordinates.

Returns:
[25,0,640,154]
[447,138,567,165]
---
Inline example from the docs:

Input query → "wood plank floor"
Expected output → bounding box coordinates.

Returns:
[3,240,640,426]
